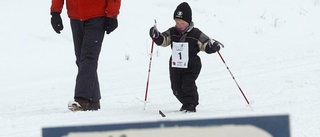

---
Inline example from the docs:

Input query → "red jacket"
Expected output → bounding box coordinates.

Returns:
[51,0,121,21]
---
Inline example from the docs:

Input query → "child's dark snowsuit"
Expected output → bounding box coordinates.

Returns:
[150,2,221,112]
[154,22,218,108]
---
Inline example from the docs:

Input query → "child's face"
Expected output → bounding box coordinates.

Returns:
[174,18,189,31]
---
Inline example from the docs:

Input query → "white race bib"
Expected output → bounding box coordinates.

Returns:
[172,42,189,68]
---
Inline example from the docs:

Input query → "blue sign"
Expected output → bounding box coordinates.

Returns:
[42,115,290,137]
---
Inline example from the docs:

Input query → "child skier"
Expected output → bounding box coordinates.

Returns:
[149,2,222,112]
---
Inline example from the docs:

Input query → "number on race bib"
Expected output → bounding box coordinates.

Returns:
[172,42,189,68]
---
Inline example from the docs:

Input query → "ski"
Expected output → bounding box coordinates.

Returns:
[159,110,166,117]
[158,109,196,117]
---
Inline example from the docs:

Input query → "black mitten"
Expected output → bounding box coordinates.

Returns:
[105,17,118,34]
[149,26,160,39]
[205,40,221,53]
[210,41,221,52]
[51,12,63,34]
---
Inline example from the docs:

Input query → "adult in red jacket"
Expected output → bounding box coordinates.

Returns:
[50,0,121,111]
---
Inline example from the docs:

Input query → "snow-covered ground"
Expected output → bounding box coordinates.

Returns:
[0,0,319,136]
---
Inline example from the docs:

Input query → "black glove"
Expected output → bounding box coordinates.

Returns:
[51,12,63,34]
[105,17,118,34]
[149,26,159,39]
[210,41,221,52]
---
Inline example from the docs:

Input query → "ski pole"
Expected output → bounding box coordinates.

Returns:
[217,51,253,111]
[144,19,157,110]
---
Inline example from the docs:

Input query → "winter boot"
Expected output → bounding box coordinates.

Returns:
[180,104,187,111]
[180,104,196,112]
[89,101,100,110]
[68,97,90,111]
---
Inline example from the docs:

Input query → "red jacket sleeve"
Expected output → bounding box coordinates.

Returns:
[105,0,121,18]
[50,0,64,13]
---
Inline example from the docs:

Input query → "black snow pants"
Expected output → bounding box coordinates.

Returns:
[70,17,106,102]
[169,55,202,106]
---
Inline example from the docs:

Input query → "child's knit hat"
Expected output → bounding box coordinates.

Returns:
[173,2,192,24]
